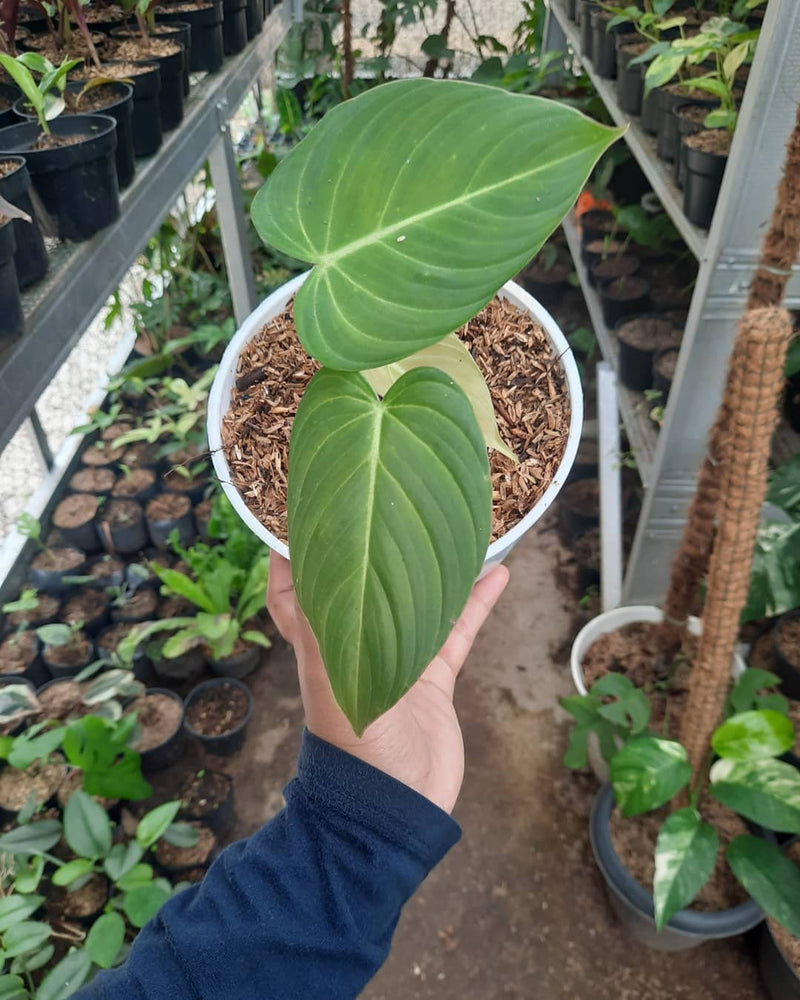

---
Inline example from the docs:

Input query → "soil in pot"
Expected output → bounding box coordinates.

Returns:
[518,251,572,309]
[617,316,681,393]
[86,554,126,589]
[766,842,800,981]
[97,498,147,555]
[75,61,161,159]
[589,253,639,289]
[60,588,110,634]
[97,621,144,661]
[81,440,125,468]
[683,129,732,229]
[154,820,215,868]
[161,468,208,503]
[610,798,750,912]
[222,295,572,545]
[181,770,232,819]
[185,681,249,737]
[36,679,87,721]
[0,630,39,675]
[69,466,117,496]
[111,587,158,624]
[145,492,195,548]
[775,615,800,700]
[4,592,59,632]
[130,691,183,752]
[580,209,617,245]
[111,467,157,502]
[43,631,92,670]
[674,103,709,188]
[653,347,678,397]
[155,1,223,73]
[598,277,650,327]
[0,761,64,813]
[110,37,183,130]
[48,873,108,921]
[30,547,86,592]
[22,31,107,62]
[616,40,648,116]
[119,441,159,471]
[0,156,47,288]
[573,527,600,591]
[52,494,100,553]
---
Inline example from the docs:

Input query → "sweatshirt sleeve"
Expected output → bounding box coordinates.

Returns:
[80,730,461,1000]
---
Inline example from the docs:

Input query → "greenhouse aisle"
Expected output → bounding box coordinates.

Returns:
[192,515,764,1000]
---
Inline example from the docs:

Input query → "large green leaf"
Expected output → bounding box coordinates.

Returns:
[653,808,718,930]
[0,975,29,1000]
[0,821,62,857]
[363,334,516,460]
[609,737,692,817]
[0,896,44,934]
[711,710,794,762]
[253,78,622,370]
[122,882,172,928]
[136,801,181,850]
[37,948,92,1000]
[2,921,50,958]
[288,366,491,733]
[727,836,800,937]
[63,790,112,859]
[710,758,800,833]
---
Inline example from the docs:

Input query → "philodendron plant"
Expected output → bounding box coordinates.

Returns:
[243,78,621,733]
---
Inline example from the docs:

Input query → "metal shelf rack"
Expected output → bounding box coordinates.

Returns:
[0,0,295,460]
[545,0,800,604]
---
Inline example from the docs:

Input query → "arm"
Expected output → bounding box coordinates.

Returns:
[79,556,509,999]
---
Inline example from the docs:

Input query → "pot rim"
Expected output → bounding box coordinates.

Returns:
[591,782,765,938]
[207,270,584,566]
[183,676,253,740]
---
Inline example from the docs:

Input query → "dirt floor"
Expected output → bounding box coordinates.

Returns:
[152,512,766,999]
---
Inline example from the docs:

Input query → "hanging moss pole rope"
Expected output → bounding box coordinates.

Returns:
[680,307,792,778]
[660,101,800,646]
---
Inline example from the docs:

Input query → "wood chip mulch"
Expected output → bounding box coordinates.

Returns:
[220,296,571,544]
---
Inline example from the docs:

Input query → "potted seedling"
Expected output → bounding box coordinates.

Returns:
[36,620,93,678]
[2,587,60,632]
[207,80,620,734]
[0,51,120,240]
[17,514,86,595]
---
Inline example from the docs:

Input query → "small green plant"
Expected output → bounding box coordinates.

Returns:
[561,674,651,767]
[644,388,665,425]
[35,620,84,650]
[0,52,81,134]
[14,514,44,552]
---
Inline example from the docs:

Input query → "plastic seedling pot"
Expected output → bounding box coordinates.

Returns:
[208,641,260,680]
[103,61,162,158]
[42,635,94,679]
[615,44,644,116]
[0,218,22,343]
[222,0,248,54]
[51,493,101,553]
[590,783,765,951]
[145,492,196,549]
[772,610,800,700]
[156,2,222,74]
[180,769,235,836]
[245,0,263,37]
[29,547,86,594]
[184,677,253,756]
[0,155,47,287]
[683,138,728,230]
[208,272,583,579]
[138,687,186,770]
[757,845,800,1000]
[0,115,120,242]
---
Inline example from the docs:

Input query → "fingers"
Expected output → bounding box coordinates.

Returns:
[266,553,298,643]
[433,564,510,687]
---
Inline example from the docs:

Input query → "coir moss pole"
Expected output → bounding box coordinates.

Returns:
[679,307,792,776]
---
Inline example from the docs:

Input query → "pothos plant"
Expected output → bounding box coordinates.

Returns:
[238,79,622,733]
[564,668,800,935]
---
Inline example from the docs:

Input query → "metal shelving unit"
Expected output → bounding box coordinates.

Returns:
[545,0,800,604]
[0,0,295,459]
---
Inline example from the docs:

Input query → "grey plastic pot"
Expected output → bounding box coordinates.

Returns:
[590,783,765,951]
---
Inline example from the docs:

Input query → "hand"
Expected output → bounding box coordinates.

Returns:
[267,554,509,814]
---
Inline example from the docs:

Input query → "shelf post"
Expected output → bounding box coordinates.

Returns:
[597,363,623,612]
[208,129,258,328]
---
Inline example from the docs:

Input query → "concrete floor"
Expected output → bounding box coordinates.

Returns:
[197,514,765,1000]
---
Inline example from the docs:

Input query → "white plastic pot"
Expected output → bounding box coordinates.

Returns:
[208,272,583,572]
[570,605,747,696]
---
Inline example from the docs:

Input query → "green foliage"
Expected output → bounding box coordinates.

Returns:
[727,836,800,937]
[0,53,81,134]
[725,668,789,717]
[561,673,650,769]
[62,716,152,801]
[709,758,800,833]
[609,736,692,816]
[63,790,112,859]
[37,948,92,1000]
[711,710,794,761]
[743,521,800,622]
[85,912,125,970]
[0,821,62,857]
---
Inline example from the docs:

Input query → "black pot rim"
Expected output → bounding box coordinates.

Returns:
[184,677,253,742]
[0,114,117,165]
[139,686,186,749]
[590,783,765,937]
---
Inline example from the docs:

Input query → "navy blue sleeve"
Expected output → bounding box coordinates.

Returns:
[79,731,461,999]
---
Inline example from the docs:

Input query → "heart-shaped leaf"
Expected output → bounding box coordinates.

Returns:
[609,737,691,817]
[653,808,718,930]
[288,366,491,733]
[710,758,800,833]
[711,710,794,761]
[253,78,622,370]
[363,333,516,460]
[727,836,800,937]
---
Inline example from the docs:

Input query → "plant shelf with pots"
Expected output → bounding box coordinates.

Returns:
[0,0,293,461]
[562,215,658,487]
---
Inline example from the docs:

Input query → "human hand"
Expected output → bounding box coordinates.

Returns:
[267,554,509,814]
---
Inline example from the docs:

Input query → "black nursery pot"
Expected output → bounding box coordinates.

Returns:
[151,22,192,98]
[773,611,800,700]
[0,84,20,130]
[657,90,716,163]
[13,82,135,191]
[652,346,678,399]
[157,2,222,74]
[589,253,639,290]
[103,61,162,158]
[615,43,644,116]
[42,634,95,680]
[29,547,86,595]
[598,276,650,327]
[180,770,235,837]
[615,314,680,393]
[0,155,47,288]
[184,678,254,756]
[580,209,616,247]
[758,920,800,1000]
[222,0,248,54]
[97,499,148,556]
[578,0,596,60]
[683,135,728,229]
[51,494,101,553]
[111,44,184,132]
[245,0,263,38]
[590,10,628,80]
[558,478,599,542]
[138,688,186,771]
[0,219,23,344]
[640,87,659,135]
[673,104,707,190]
[209,642,260,680]
[0,632,48,688]
[0,115,119,242]
[144,493,195,549]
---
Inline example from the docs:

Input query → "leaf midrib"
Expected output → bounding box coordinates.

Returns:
[315,146,594,269]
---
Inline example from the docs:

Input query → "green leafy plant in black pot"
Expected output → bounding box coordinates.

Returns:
[0,50,120,241]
